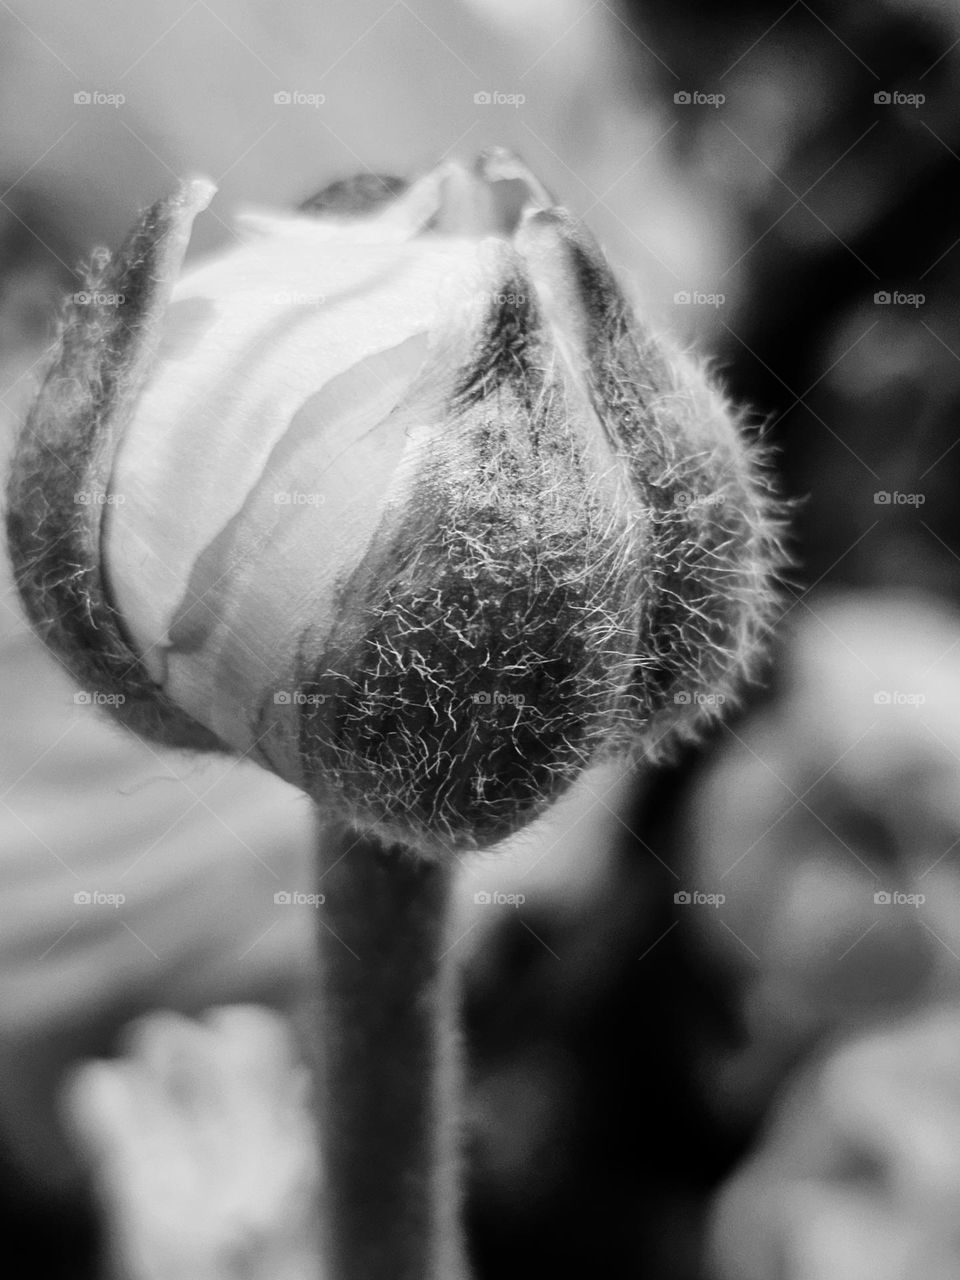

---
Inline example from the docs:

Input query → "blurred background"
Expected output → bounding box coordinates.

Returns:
[2,0,960,1276]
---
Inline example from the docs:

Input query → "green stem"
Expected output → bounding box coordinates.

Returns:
[312,816,469,1280]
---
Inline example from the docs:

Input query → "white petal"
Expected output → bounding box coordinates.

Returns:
[105,221,490,679]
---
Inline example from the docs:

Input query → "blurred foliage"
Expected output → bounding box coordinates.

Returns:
[467,2,960,1278]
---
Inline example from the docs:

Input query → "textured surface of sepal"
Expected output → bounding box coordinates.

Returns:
[5,179,221,750]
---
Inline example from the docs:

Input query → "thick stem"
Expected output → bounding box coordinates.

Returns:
[312,816,469,1280]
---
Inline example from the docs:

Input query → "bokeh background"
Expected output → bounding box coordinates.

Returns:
[2,1,960,1277]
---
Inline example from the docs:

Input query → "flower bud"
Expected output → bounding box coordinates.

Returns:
[6,152,781,852]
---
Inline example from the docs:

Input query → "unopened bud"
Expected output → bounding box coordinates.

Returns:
[6,152,782,852]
